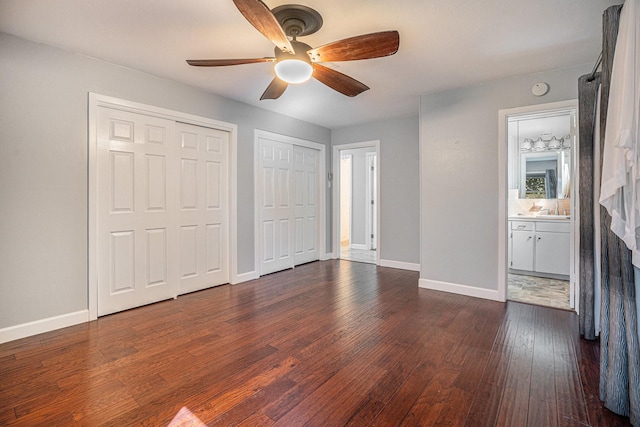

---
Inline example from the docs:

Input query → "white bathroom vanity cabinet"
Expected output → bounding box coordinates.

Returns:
[509,218,570,277]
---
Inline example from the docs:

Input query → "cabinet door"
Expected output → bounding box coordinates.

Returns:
[511,230,534,271]
[535,231,570,275]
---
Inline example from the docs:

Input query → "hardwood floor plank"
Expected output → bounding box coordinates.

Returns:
[551,310,590,426]
[271,356,388,426]
[496,303,536,426]
[236,412,276,426]
[527,306,559,427]
[0,406,17,425]
[0,261,633,426]
[343,337,431,425]
[372,372,430,425]
[464,303,524,426]
[207,378,297,426]
[13,376,139,425]
[400,367,461,426]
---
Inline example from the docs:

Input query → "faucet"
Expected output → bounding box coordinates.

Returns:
[555,200,559,216]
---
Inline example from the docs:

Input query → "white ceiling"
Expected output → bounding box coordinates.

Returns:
[0,0,621,129]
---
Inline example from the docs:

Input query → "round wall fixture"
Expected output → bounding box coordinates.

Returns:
[532,82,549,96]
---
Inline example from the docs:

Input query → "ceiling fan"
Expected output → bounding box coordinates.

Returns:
[186,0,400,100]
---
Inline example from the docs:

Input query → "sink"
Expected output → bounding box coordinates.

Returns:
[513,214,570,220]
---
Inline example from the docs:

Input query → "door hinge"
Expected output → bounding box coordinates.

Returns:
[371,166,374,171]
[371,200,374,205]
[371,233,374,238]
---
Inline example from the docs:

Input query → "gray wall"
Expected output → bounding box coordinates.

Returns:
[419,64,590,293]
[0,33,330,329]
[332,114,420,264]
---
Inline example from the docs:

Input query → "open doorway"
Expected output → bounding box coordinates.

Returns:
[339,154,352,252]
[500,100,578,311]
[333,142,380,265]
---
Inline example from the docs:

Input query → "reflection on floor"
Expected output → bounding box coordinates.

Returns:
[508,273,571,310]
[340,246,376,264]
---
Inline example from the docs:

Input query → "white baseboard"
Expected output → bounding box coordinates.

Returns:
[321,252,333,261]
[379,259,420,271]
[419,278,502,301]
[350,244,368,250]
[232,271,259,285]
[0,310,90,344]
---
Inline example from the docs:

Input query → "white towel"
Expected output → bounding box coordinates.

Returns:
[599,0,640,267]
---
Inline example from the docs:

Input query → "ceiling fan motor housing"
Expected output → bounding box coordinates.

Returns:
[272,4,324,38]
[275,40,313,62]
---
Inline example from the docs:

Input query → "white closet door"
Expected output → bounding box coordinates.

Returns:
[97,107,179,316]
[176,122,229,294]
[259,137,295,275]
[294,145,320,265]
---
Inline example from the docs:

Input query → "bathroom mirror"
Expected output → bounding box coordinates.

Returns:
[507,109,574,200]
[519,150,571,199]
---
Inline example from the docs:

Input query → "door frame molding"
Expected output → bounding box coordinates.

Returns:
[253,129,327,276]
[497,99,579,311]
[332,140,381,265]
[88,93,238,321]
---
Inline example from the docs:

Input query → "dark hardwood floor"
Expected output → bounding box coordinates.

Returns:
[0,260,632,426]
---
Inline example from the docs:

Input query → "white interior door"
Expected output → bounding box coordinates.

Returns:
[294,145,320,265]
[258,137,295,275]
[97,107,179,316]
[176,122,229,294]
[366,152,377,251]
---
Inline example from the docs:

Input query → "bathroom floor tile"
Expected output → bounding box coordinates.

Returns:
[508,273,571,310]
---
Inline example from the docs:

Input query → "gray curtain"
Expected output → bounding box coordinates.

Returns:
[578,71,601,340]
[598,5,640,425]
[544,169,557,199]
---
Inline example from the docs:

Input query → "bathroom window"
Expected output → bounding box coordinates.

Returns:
[525,176,546,198]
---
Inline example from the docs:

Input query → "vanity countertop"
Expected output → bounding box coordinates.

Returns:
[509,215,570,221]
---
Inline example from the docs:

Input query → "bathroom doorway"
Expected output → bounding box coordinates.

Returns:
[500,100,578,311]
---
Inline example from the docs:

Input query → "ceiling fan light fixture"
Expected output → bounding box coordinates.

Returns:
[275,59,313,84]
[186,1,400,99]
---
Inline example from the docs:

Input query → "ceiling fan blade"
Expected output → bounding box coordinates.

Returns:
[307,30,400,62]
[187,58,275,67]
[233,0,294,54]
[312,63,369,97]
[260,77,288,100]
